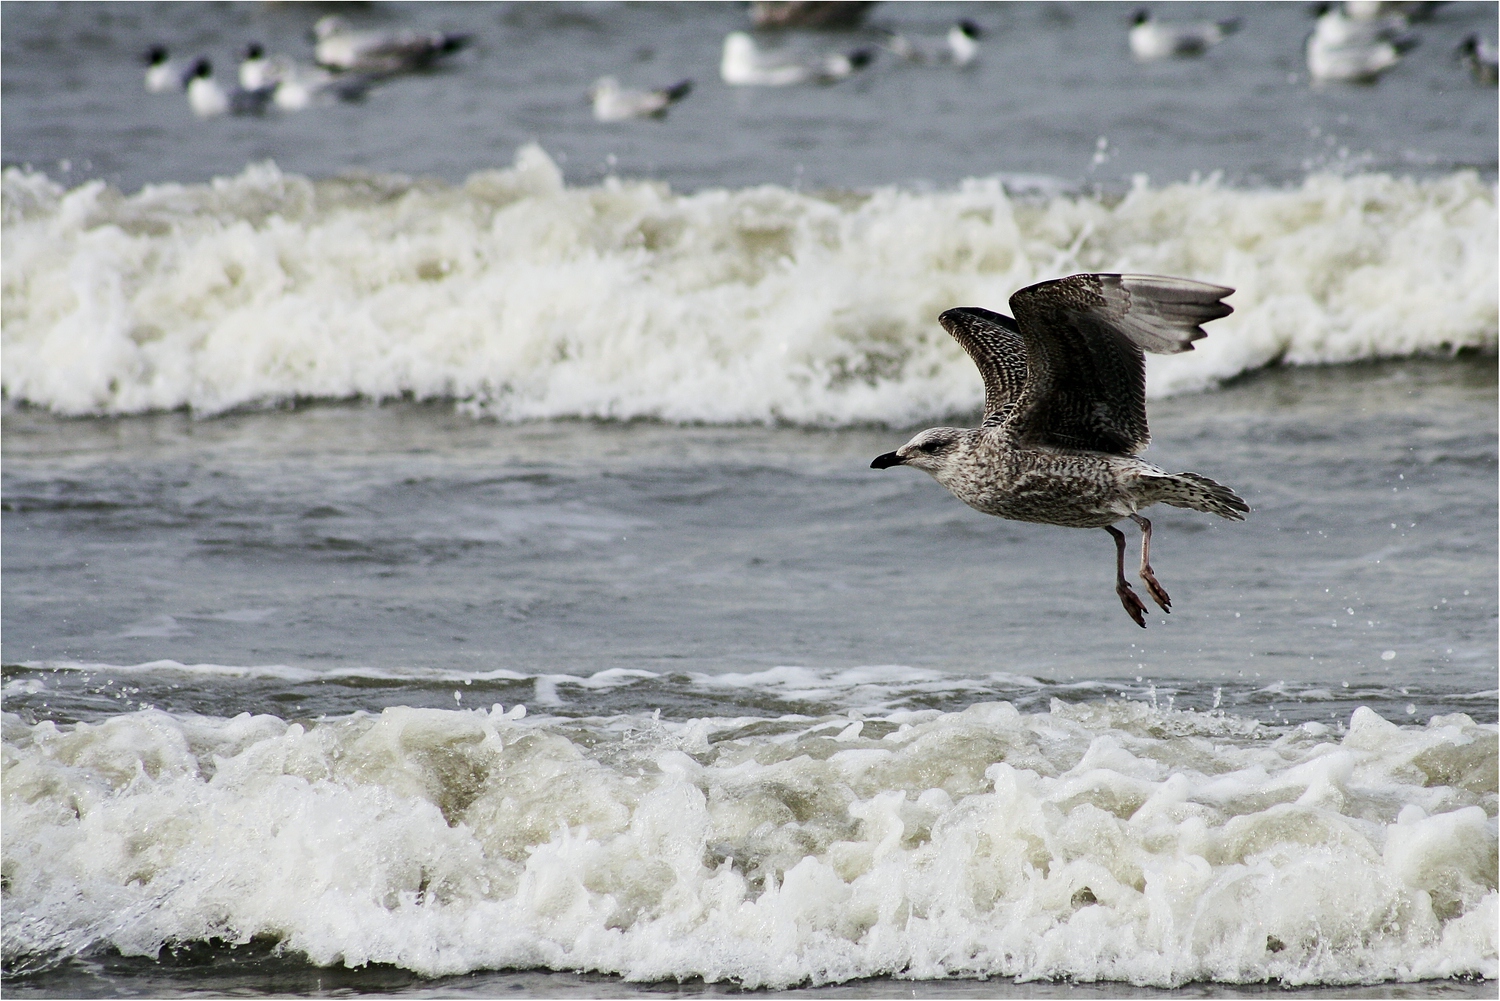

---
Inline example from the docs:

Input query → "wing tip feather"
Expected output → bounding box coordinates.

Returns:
[1118,273,1235,297]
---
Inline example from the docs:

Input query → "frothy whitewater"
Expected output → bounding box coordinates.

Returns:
[3,147,1495,423]
[3,700,1495,987]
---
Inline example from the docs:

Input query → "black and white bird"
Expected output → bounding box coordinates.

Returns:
[588,76,693,121]
[1458,34,1498,85]
[720,31,875,85]
[143,46,194,93]
[1128,9,1240,60]
[881,20,983,66]
[186,59,275,117]
[1306,3,1417,82]
[312,15,471,75]
[238,43,371,109]
[871,274,1247,628]
[237,42,292,91]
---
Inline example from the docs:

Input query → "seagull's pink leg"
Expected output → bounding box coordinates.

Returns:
[1130,513,1171,613]
[1105,525,1147,628]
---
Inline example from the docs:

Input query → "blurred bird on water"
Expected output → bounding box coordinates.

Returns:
[720,31,876,86]
[588,77,694,121]
[143,46,194,92]
[1457,34,1498,84]
[1306,2,1418,82]
[238,43,372,110]
[881,21,983,66]
[312,15,471,76]
[1128,9,1241,60]
[185,58,275,117]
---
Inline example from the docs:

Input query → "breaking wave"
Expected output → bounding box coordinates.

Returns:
[3,700,1495,986]
[2,147,1495,423]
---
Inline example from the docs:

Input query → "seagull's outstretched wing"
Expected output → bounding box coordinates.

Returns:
[937,307,1028,427]
[1006,273,1233,454]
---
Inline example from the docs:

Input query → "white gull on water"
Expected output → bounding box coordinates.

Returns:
[311,15,470,76]
[1127,9,1241,61]
[588,76,694,122]
[719,31,876,86]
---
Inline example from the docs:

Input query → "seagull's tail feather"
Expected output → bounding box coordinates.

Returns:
[1152,472,1249,521]
[661,78,694,103]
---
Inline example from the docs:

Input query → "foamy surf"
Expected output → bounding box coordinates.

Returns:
[2,700,1494,987]
[3,148,1495,422]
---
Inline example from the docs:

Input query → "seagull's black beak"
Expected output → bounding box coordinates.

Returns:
[870,451,905,469]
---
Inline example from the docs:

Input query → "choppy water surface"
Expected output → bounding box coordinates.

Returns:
[3,0,1497,996]
[3,359,1497,724]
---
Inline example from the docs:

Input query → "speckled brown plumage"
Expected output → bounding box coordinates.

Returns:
[872,272,1248,627]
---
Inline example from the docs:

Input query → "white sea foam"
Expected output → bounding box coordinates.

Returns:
[3,149,1494,423]
[3,700,1495,986]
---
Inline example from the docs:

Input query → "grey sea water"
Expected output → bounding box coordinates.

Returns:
[3,358,1497,727]
[2,2,1497,997]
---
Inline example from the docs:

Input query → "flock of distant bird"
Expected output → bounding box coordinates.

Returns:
[589,22,980,121]
[143,14,471,117]
[142,2,1498,122]
[1132,1,1494,83]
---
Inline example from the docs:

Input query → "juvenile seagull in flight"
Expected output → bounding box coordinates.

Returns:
[871,273,1248,627]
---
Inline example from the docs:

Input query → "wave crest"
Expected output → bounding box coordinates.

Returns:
[3,702,1494,985]
[3,148,1495,422]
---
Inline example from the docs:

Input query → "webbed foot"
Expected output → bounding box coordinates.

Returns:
[1141,567,1171,613]
[1106,524,1149,628]
[1117,579,1149,628]
[1130,514,1171,613]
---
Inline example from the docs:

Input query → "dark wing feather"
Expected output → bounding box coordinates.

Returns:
[937,307,1028,427]
[1006,273,1233,454]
